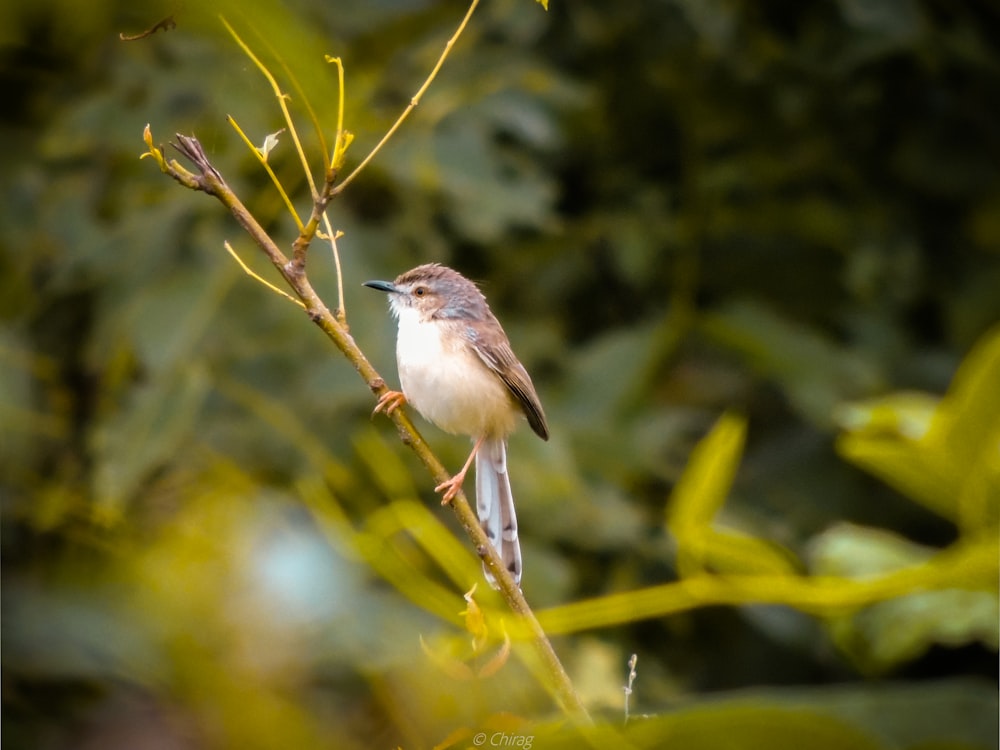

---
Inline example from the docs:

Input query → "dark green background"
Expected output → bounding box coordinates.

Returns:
[2,0,997,747]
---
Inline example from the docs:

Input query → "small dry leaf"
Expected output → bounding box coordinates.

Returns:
[460,583,489,653]
[257,129,286,161]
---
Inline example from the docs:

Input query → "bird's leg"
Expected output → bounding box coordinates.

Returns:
[436,435,486,505]
[373,389,407,416]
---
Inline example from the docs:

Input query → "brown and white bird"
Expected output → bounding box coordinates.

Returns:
[365,264,548,585]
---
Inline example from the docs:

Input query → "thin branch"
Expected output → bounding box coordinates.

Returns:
[224,241,305,309]
[217,22,333,277]
[266,36,332,161]
[227,115,305,232]
[145,130,590,722]
[623,654,638,724]
[290,186,333,272]
[120,15,176,42]
[221,19,349,297]
[332,0,480,195]
[323,225,347,322]
[220,16,319,203]
[323,55,349,318]
[325,56,352,173]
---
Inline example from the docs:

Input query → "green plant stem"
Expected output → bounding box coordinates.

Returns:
[151,133,591,723]
[537,535,999,635]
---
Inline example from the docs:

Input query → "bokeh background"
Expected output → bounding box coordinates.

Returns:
[2,0,998,747]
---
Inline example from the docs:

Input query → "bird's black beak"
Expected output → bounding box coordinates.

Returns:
[363,279,397,293]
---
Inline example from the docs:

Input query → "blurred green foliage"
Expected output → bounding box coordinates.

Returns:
[2,0,998,747]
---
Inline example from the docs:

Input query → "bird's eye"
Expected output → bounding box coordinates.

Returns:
[414,286,426,296]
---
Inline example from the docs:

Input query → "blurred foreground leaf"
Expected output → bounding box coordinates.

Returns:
[667,412,799,576]
[835,324,1000,530]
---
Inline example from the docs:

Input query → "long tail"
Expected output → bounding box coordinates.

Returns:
[475,437,521,587]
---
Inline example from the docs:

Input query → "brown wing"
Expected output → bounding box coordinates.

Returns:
[465,324,549,440]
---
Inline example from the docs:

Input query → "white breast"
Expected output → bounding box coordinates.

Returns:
[393,306,517,439]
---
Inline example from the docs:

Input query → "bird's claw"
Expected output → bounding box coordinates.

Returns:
[435,475,465,505]
[373,390,407,416]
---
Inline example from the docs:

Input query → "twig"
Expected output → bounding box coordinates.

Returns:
[332,0,481,195]
[623,653,638,724]
[223,241,305,309]
[143,129,590,723]
[120,15,176,42]
[219,17,334,281]
[227,116,304,232]
[221,17,318,203]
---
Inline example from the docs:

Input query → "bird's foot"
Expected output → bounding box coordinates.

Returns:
[435,473,467,505]
[373,390,407,416]
[434,436,484,505]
